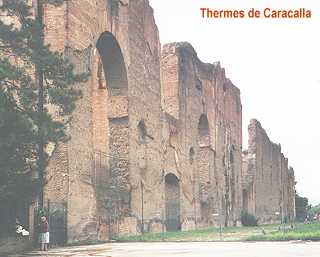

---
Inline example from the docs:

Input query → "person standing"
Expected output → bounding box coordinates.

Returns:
[39,216,49,251]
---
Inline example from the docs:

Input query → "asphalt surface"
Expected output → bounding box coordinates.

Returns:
[8,241,320,257]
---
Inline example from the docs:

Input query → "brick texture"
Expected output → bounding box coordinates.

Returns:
[242,119,296,223]
[6,0,295,243]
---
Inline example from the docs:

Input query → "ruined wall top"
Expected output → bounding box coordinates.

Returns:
[288,167,296,182]
[162,42,241,98]
[162,42,217,70]
[248,118,282,155]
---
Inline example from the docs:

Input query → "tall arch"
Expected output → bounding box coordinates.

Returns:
[197,114,212,222]
[243,189,249,212]
[93,31,130,218]
[189,147,195,164]
[198,114,210,146]
[93,31,129,152]
[96,31,128,96]
[138,120,147,143]
[165,173,181,231]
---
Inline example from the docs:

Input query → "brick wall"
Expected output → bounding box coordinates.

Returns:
[243,119,296,223]
[161,42,243,228]
[38,0,295,242]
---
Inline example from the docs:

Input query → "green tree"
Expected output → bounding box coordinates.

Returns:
[295,194,309,222]
[0,0,88,233]
[308,204,320,219]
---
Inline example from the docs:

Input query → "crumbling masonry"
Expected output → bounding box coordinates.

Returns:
[242,120,296,224]
[161,43,243,230]
[8,0,295,243]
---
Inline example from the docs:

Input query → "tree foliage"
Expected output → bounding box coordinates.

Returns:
[308,204,320,219]
[295,194,310,222]
[0,0,88,223]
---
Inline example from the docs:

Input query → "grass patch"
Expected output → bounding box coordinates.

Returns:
[114,223,320,242]
[114,224,280,242]
[247,222,320,241]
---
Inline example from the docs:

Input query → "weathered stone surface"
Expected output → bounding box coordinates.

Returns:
[161,42,243,228]
[1,0,295,243]
[43,0,163,243]
[242,119,296,223]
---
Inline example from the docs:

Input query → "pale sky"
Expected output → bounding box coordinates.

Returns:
[149,0,320,205]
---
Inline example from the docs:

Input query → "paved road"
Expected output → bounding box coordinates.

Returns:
[8,242,320,257]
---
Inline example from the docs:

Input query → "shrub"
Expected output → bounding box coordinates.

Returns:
[241,211,258,226]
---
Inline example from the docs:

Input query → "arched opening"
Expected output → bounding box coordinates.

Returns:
[138,120,147,143]
[93,32,130,223]
[197,114,212,225]
[165,173,181,231]
[243,189,248,212]
[96,31,128,96]
[198,114,210,146]
[93,31,129,153]
[189,147,195,164]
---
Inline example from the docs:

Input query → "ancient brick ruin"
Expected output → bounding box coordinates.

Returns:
[43,0,163,242]
[242,120,296,224]
[161,43,243,230]
[2,0,295,243]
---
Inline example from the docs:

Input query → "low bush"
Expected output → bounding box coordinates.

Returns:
[241,211,258,226]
